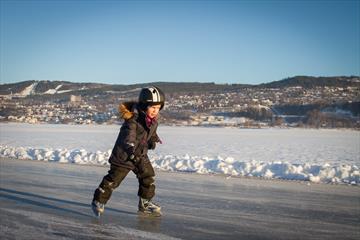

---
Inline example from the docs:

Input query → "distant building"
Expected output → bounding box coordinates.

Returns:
[70,95,81,106]
[70,95,81,103]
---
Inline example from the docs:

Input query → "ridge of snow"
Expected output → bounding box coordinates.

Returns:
[19,82,39,96]
[44,84,63,94]
[0,145,358,185]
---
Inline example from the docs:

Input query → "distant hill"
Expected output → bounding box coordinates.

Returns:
[0,80,108,96]
[1,76,359,97]
[0,80,251,97]
[259,76,360,89]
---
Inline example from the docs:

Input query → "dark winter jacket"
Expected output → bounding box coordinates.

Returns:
[108,102,161,169]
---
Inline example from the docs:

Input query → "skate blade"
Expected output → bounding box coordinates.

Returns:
[138,210,162,217]
[91,207,103,218]
[92,210,101,218]
[91,211,100,218]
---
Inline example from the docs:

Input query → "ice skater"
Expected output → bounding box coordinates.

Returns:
[91,86,165,217]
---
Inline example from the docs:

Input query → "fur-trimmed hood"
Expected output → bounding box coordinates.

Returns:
[118,101,137,120]
[118,101,161,122]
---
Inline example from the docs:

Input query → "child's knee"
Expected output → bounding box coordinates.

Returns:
[136,160,155,180]
[140,176,155,186]
[105,165,129,186]
[99,178,117,192]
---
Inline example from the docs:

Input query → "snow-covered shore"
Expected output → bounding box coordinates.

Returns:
[0,123,359,185]
[0,145,359,185]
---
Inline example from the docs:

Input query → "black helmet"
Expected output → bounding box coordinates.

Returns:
[138,86,165,110]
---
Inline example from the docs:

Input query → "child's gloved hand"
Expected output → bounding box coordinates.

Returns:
[126,146,138,163]
[148,142,156,150]
[127,153,138,163]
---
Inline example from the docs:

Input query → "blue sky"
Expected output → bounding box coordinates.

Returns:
[1,0,359,85]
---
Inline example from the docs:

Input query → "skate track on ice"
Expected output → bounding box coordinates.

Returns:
[0,157,359,240]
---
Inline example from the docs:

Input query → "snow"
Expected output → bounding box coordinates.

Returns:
[44,84,63,94]
[19,82,38,96]
[0,123,359,185]
[56,89,72,94]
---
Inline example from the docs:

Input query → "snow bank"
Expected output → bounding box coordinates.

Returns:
[0,146,112,165]
[1,145,359,185]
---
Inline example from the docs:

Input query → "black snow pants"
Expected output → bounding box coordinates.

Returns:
[93,155,156,204]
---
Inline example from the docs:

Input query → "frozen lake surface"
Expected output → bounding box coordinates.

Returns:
[0,158,359,240]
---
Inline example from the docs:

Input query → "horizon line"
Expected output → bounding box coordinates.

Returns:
[1,75,359,86]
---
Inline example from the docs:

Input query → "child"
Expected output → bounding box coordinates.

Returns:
[92,86,165,216]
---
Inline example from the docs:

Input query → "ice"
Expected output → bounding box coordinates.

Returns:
[0,123,359,184]
[1,157,359,240]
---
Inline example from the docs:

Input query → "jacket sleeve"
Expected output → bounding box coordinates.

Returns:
[120,118,137,154]
[149,132,161,143]
[148,124,162,150]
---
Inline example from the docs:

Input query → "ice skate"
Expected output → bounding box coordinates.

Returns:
[91,200,105,217]
[138,198,162,217]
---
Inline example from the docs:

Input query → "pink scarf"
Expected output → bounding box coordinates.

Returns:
[145,115,157,128]
[145,115,163,144]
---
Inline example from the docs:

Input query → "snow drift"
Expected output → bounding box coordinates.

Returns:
[1,145,358,185]
[1,123,359,185]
